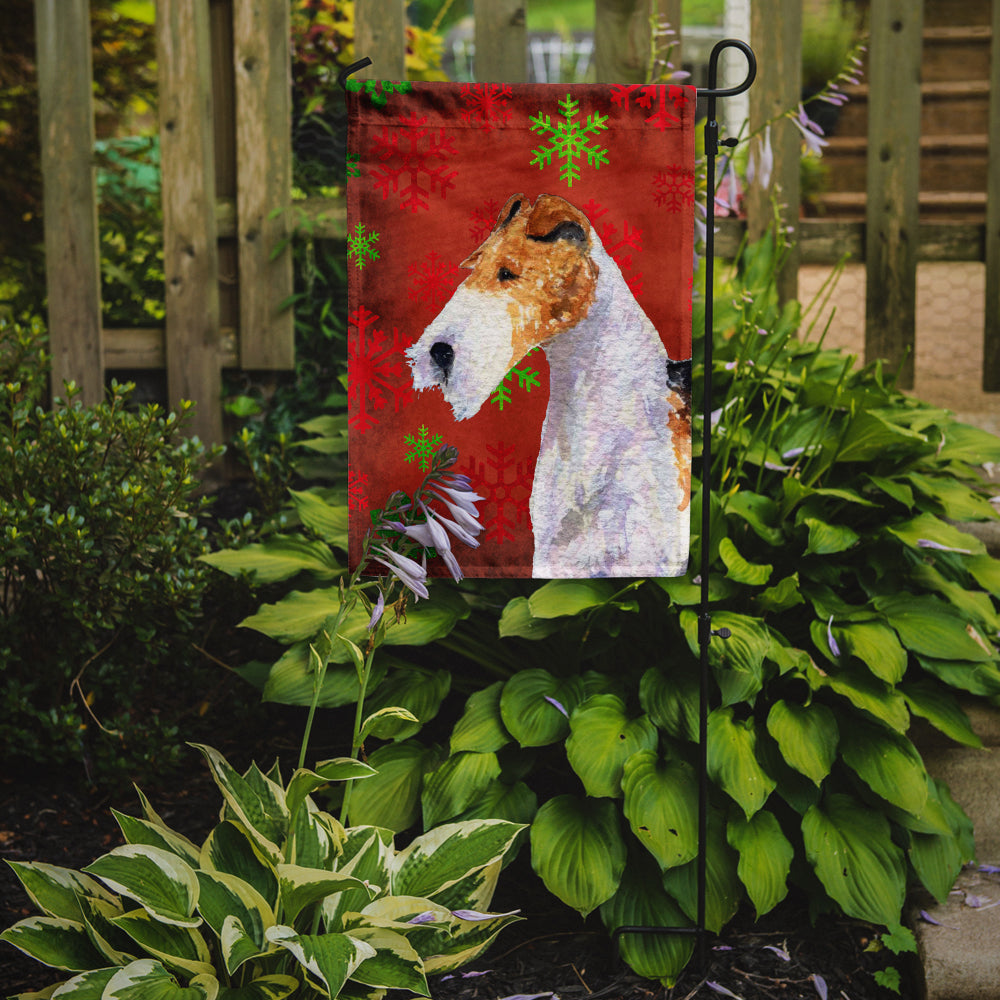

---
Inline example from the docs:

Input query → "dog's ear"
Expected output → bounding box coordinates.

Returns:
[525,195,591,247]
[460,193,526,268]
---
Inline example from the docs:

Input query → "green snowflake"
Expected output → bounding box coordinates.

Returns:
[346,152,360,178]
[404,424,442,470]
[529,93,610,188]
[491,361,542,411]
[348,222,380,269]
[345,78,413,108]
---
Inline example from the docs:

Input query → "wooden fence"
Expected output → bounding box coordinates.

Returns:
[33,0,1000,445]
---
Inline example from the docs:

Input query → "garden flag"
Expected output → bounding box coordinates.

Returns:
[346,80,695,578]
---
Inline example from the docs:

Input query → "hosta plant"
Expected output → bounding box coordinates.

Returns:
[343,234,1000,984]
[1,743,523,999]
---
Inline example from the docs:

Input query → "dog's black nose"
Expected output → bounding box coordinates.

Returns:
[430,341,454,381]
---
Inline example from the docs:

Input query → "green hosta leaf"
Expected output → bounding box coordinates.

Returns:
[530,795,626,917]
[661,810,741,933]
[285,759,375,823]
[453,779,538,827]
[103,959,218,1000]
[527,579,617,618]
[362,666,451,740]
[83,846,200,928]
[112,812,201,868]
[916,655,1000,697]
[265,926,375,998]
[967,553,1000,597]
[288,489,349,545]
[200,822,278,910]
[359,706,421,743]
[681,610,770,706]
[260,643,387,709]
[886,512,985,557]
[195,871,273,974]
[765,701,838,786]
[639,663,699,742]
[200,535,342,584]
[190,746,287,862]
[599,853,694,987]
[839,718,928,817]
[727,811,793,918]
[497,596,565,639]
[0,916,107,971]
[421,751,502,828]
[935,421,1000,464]
[802,793,906,926]
[346,926,428,994]
[4,862,118,923]
[901,680,982,748]
[450,682,511,754]
[393,820,524,900]
[834,621,907,684]
[835,410,927,463]
[621,751,698,871]
[707,708,776,819]
[216,975,299,1000]
[655,572,738,606]
[755,573,805,614]
[277,865,374,925]
[718,537,772,586]
[874,594,995,662]
[866,474,914,509]
[565,695,658,798]
[111,908,214,978]
[724,490,784,545]
[910,562,1000,633]
[499,670,584,747]
[347,740,442,832]
[803,517,859,556]
[906,472,998,522]
[909,822,966,905]
[808,661,910,732]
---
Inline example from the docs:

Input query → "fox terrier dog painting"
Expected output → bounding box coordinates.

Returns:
[406,193,691,578]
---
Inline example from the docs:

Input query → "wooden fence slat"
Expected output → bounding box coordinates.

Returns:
[983,0,1000,390]
[233,0,294,370]
[746,0,802,304]
[473,0,527,82]
[864,0,923,389]
[594,0,650,83]
[157,0,223,445]
[354,0,406,80]
[34,0,103,405]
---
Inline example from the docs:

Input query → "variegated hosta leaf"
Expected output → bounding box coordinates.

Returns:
[661,810,742,934]
[0,916,107,971]
[190,745,287,863]
[112,810,201,868]
[421,751,502,829]
[265,926,375,998]
[323,829,393,931]
[200,822,278,910]
[83,845,200,928]
[499,669,585,747]
[77,894,136,966]
[195,871,274,974]
[838,718,929,817]
[102,958,218,999]
[566,695,658,799]
[621,751,699,871]
[391,820,524,901]
[529,795,626,917]
[276,864,375,925]
[285,760,375,824]
[347,740,442,833]
[4,861,117,922]
[599,853,694,987]
[288,802,343,870]
[727,810,793,917]
[765,700,838,786]
[110,908,214,979]
[450,681,511,754]
[422,859,501,916]
[345,926,429,995]
[706,707,776,819]
[802,793,906,926]
[422,908,523,975]
[45,966,118,997]
[214,974,299,1000]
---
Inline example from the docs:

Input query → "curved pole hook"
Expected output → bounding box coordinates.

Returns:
[337,57,373,92]
[700,38,757,99]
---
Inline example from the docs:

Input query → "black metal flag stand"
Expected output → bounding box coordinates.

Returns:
[340,38,758,973]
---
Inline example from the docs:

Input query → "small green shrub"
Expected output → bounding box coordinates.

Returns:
[0,317,220,782]
[1,743,524,998]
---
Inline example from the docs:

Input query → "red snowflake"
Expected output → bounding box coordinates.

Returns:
[460,441,534,545]
[348,469,370,513]
[652,165,695,213]
[460,83,513,129]
[469,197,501,244]
[369,112,459,212]
[611,83,689,130]
[347,305,414,432]
[408,251,462,310]
[582,199,644,296]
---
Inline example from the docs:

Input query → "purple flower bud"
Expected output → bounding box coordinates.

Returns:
[917,539,973,554]
[372,545,429,600]
[407,911,437,925]
[367,591,385,631]
[812,974,828,1000]
[544,695,569,718]
[827,616,841,658]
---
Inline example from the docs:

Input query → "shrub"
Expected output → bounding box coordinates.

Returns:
[0,317,220,783]
[1,743,524,998]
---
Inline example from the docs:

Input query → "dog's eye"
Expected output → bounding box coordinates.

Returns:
[497,266,519,282]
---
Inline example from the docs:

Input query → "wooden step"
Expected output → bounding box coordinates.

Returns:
[922,25,993,83]
[921,0,992,28]
[813,190,987,222]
